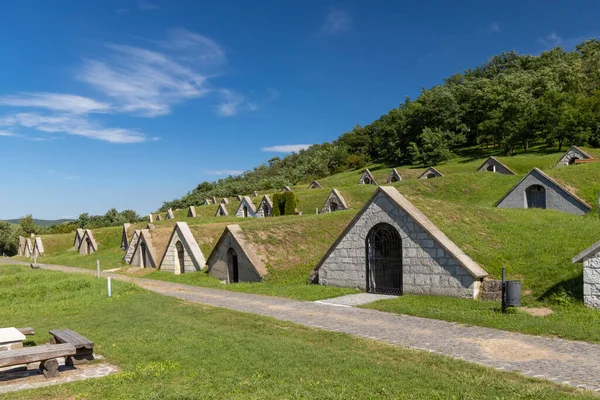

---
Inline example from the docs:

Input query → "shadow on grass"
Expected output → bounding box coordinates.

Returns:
[538,273,583,303]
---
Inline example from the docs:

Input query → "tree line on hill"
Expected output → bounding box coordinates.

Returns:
[0,209,143,256]
[160,40,600,211]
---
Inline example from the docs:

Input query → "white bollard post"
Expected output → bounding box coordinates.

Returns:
[96,260,100,279]
[316,207,318,214]
[34,256,37,266]
[107,277,112,298]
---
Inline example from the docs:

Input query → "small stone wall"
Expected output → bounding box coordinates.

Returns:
[584,255,600,309]
[480,279,502,301]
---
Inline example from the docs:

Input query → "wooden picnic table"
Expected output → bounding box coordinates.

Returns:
[49,329,94,365]
[0,343,76,378]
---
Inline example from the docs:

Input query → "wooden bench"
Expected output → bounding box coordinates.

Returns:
[49,329,94,366]
[17,327,34,336]
[0,343,75,378]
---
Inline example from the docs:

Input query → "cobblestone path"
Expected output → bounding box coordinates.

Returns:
[2,258,600,391]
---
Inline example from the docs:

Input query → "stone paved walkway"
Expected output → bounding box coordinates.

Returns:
[315,293,398,307]
[2,258,600,392]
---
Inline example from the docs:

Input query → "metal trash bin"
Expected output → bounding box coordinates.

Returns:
[504,280,521,307]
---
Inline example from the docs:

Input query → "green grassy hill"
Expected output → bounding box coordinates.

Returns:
[24,148,600,306]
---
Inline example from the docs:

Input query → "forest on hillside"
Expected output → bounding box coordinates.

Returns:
[160,40,600,211]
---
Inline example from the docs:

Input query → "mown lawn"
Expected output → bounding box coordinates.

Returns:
[361,295,600,343]
[0,265,595,400]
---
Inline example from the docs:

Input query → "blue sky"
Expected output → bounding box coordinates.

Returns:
[0,0,598,219]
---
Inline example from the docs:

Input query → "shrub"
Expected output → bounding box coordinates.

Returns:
[272,192,298,216]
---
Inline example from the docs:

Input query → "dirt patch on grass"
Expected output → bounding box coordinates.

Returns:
[464,338,570,362]
[520,307,553,317]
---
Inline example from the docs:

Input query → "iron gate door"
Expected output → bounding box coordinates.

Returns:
[366,223,403,295]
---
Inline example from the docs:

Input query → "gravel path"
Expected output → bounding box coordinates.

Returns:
[3,258,600,392]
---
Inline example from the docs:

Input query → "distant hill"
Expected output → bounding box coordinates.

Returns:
[5,218,74,227]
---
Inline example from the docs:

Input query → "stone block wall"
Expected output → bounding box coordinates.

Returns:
[557,148,588,167]
[496,172,589,215]
[208,233,263,283]
[161,230,199,274]
[584,255,600,309]
[478,160,513,175]
[318,191,479,298]
[235,199,256,218]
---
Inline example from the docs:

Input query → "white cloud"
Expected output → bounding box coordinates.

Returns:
[204,169,244,176]
[138,0,159,10]
[216,89,245,117]
[0,130,18,137]
[0,112,146,143]
[321,9,352,35]
[539,32,563,48]
[0,93,111,114]
[262,144,312,153]
[489,22,501,33]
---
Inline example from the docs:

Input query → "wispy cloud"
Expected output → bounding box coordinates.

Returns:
[204,169,244,176]
[539,32,563,49]
[0,93,111,114]
[0,112,145,143]
[262,144,312,153]
[321,9,352,35]
[0,130,18,137]
[138,0,159,10]
[0,28,256,143]
[489,22,501,33]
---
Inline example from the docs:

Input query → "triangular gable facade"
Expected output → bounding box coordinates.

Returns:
[148,214,154,223]
[557,146,593,167]
[78,229,98,255]
[207,225,268,283]
[159,222,206,274]
[476,157,516,175]
[23,238,33,258]
[204,199,211,206]
[495,168,591,215]
[309,186,488,299]
[255,195,273,218]
[211,197,217,204]
[216,203,229,216]
[33,237,44,257]
[252,191,258,197]
[124,230,141,264]
[121,223,131,251]
[236,195,243,201]
[73,228,85,248]
[146,224,155,230]
[221,198,230,204]
[281,186,292,192]
[17,236,25,256]
[386,168,402,183]
[358,169,376,185]
[130,229,158,268]
[187,206,197,218]
[166,209,175,220]
[156,214,162,221]
[308,180,322,189]
[573,240,600,309]
[319,189,348,214]
[418,167,443,179]
[235,196,257,218]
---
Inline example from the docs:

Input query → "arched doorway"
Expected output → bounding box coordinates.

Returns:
[390,176,399,182]
[486,164,495,172]
[366,223,402,295]
[526,184,546,209]
[426,173,436,179]
[243,205,248,217]
[263,204,269,217]
[330,202,338,212]
[568,157,579,165]
[140,242,147,268]
[86,238,92,255]
[176,241,185,274]
[227,248,239,283]
[363,177,372,185]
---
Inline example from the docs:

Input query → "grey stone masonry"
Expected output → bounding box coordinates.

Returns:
[255,195,272,218]
[311,187,487,299]
[495,168,591,215]
[215,203,229,216]
[187,206,197,218]
[573,240,600,309]
[556,145,592,167]
[386,168,402,183]
[319,189,348,214]
[358,169,376,185]
[166,209,175,220]
[235,196,257,218]
[418,167,443,179]
[121,223,130,251]
[159,222,206,274]
[476,157,516,175]
[124,230,141,264]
